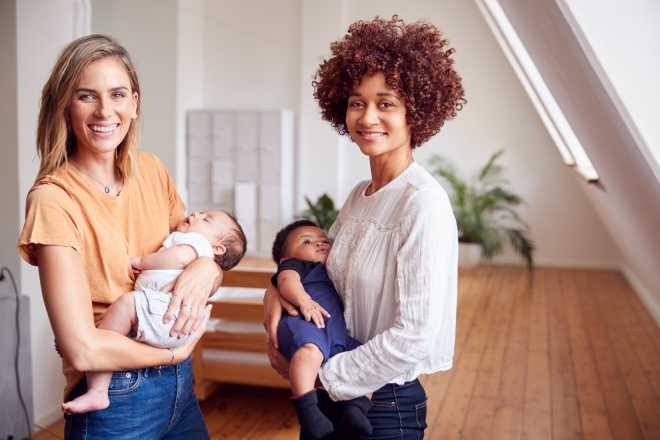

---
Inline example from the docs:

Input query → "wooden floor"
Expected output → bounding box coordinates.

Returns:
[34,266,660,439]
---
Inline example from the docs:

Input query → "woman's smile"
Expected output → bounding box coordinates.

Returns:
[346,72,411,159]
[356,130,388,140]
[88,123,120,134]
[68,56,138,158]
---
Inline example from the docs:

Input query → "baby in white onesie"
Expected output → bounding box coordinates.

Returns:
[62,209,247,414]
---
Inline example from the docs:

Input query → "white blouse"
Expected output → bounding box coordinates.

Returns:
[318,162,458,401]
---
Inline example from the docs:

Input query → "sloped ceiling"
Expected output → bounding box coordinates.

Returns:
[492,0,660,321]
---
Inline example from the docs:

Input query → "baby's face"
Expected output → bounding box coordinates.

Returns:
[284,226,331,264]
[177,210,229,245]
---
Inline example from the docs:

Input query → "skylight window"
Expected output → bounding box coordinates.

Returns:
[476,0,599,183]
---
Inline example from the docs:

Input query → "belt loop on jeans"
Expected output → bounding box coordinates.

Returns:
[392,381,404,434]
[143,364,165,378]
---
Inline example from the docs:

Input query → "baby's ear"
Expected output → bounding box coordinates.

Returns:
[213,243,227,257]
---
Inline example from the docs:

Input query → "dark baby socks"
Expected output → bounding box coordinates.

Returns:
[292,390,334,439]
[337,396,373,436]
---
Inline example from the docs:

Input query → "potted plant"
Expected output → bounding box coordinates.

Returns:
[301,193,339,232]
[428,150,535,270]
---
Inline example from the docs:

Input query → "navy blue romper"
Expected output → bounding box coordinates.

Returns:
[274,259,360,362]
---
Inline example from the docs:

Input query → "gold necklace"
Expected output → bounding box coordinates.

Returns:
[71,163,124,196]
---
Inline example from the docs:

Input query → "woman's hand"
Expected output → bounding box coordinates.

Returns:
[165,257,222,337]
[172,303,213,363]
[267,339,291,380]
[263,284,298,349]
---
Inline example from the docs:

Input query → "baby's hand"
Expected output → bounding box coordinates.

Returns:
[130,256,142,273]
[298,297,331,329]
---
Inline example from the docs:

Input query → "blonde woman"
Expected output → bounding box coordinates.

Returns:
[18,35,218,439]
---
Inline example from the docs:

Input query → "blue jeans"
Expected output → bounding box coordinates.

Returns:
[308,379,428,440]
[64,357,209,439]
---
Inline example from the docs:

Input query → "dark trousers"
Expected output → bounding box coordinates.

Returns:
[304,379,428,440]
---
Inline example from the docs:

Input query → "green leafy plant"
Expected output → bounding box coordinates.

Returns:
[429,150,535,270]
[301,193,339,232]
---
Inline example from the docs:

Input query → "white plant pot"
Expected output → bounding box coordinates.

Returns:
[459,242,482,268]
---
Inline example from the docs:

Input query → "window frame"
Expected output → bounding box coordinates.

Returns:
[476,0,599,183]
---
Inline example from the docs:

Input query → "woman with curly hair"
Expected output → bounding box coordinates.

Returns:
[265,16,465,439]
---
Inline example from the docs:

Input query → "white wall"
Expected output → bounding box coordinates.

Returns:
[15,0,80,427]
[203,0,302,112]
[560,0,660,181]
[297,0,620,267]
[176,0,206,201]
[297,0,350,211]
[202,0,302,203]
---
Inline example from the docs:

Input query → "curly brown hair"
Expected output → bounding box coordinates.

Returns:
[313,16,466,148]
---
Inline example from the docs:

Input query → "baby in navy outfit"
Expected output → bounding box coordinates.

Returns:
[271,220,372,439]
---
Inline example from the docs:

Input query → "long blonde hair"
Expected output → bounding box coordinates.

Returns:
[36,34,141,183]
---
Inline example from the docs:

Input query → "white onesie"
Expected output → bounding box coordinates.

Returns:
[133,231,213,348]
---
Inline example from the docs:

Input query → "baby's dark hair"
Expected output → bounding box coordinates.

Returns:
[216,212,247,271]
[272,219,319,262]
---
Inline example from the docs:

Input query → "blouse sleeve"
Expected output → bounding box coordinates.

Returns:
[319,188,458,400]
[18,185,82,266]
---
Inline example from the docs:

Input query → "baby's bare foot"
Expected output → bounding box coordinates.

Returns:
[62,389,110,414]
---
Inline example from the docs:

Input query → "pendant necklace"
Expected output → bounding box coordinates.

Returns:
[71,163,123,196]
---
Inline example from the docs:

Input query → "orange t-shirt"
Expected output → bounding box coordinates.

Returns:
[18,151,186,398]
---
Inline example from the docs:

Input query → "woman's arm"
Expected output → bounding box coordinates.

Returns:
[263,283,301,377]
[37,245,210,372]
[319,189,458,401]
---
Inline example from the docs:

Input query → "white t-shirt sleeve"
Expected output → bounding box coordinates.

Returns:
[319,188,458,400]
[163,231,214,258]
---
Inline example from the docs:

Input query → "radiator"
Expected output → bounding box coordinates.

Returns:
[0,294,33,440]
